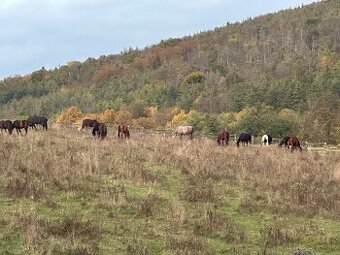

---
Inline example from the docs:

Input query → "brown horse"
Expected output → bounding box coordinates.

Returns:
[217,130,229,146]
[279,135,302,151]
[79,119,98,131]
[117,125,130,139]
[13,120,29,134]
[92,123,107,140]
[0,120,14,134]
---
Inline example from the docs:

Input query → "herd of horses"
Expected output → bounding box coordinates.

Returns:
[0,116,48,135]
[177,125,302,151]
[78,119,129,140]
[218,130,302,151]
[0,117,302,151]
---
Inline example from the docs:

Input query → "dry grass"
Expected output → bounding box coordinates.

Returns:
[0,126,340,254]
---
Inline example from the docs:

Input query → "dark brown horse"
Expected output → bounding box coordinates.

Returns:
[1,120,14,134]
[217,130,229,146]
[93,123,107,140]
[13,120,29,134]
[279,135,302,151]
[79,119,98,131]
[98,123,108,139]
[117,125,130,139]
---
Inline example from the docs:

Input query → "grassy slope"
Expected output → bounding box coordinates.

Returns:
[0,126,340,255]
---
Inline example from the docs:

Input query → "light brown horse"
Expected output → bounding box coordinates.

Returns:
[175,125,193,139]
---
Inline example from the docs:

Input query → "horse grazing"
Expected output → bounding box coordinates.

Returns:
[237,133,252,147]
[13,120,29,134]
[217,130,229,146]
[175,125,193,139]
[1,120,14,134]
[117,125,130,139]
[92,123,107,140]
[27,115,48,130]
[79,119,98,131]
[261,134,272,146]
[279,135,302,151]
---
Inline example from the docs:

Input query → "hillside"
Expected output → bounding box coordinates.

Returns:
[0,0,339,142]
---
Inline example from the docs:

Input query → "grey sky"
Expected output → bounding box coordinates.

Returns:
[0,0,317,79]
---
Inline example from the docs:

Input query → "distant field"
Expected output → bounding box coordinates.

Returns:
[0,127,340,255]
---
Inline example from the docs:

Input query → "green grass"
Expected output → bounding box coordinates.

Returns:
[0,128,339,254]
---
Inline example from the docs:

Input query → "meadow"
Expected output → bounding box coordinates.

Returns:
[0,126,340,255]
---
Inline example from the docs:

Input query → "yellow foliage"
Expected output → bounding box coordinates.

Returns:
[235,107,251,121]
[170,110,190,127]
[144,106,158,118]
[184,71,205,84]
[56,106,83,124]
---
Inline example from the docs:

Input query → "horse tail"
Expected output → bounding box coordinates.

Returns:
[236,137,240,147]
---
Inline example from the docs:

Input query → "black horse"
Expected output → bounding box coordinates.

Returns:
[92,123,107,139]
[237,133,252,147]
[27,115,48,130]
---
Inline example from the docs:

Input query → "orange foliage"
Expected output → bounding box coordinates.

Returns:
[56,106,83,124]
[97,109,116,123]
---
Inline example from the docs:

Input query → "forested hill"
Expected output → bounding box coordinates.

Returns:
[0,0,339,143]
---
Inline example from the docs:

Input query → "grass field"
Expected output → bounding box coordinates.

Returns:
[0,126,340,255]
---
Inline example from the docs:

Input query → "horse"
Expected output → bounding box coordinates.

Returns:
[279,136,289,147]
[92,123,107,140]
[78,119,98,131]
[0,120,4,132]
[13,120,29,134]
[237,133,252,147]
[279,135,302,151]
[175,125,193,139]
[261,134,272,146]
[27,115,48,130]
[1,120,13,134]
[117,125,130,139]
[217,129,229,146]
[0,120,14,134]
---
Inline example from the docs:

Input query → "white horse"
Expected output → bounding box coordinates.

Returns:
[261,134,272,146]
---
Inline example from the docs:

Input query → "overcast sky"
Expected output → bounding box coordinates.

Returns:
[0,0,317,80]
